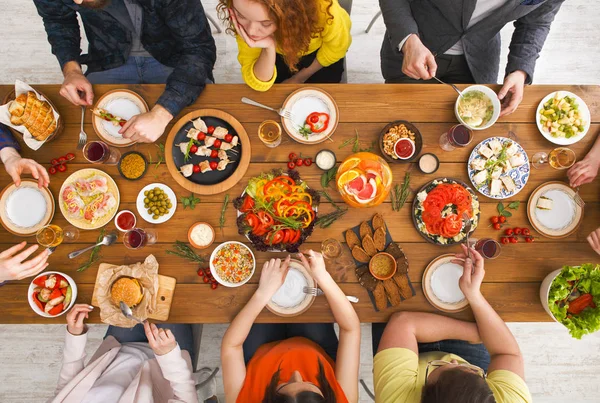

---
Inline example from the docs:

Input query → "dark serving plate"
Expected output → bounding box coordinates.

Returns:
[378,120,423,164]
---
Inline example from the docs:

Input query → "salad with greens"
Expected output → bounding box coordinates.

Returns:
[548,264,600,339]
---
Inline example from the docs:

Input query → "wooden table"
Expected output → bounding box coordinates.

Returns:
[0,84,598,324]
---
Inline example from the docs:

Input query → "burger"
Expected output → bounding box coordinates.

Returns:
[110,277,144,307]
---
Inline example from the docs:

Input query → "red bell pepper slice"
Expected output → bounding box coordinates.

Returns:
[568,293,595,315]
[32,292,45,311]
[305,112,330,133]
[48,303,64,316]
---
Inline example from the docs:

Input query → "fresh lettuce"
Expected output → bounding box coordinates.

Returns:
[245,172,274,198]
[548,264,600,339]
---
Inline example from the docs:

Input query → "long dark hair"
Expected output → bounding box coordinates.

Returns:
[421,368,495,403]
[262,359,337,403]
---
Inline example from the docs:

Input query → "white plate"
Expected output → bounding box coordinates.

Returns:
[422,254,469,313]
[28,271,78,318]
[136,183,177,224]
[281,87,339,144]
[267,259,316,317]
[535,91,591,145]
[527,182,583,238]
[0,181,54,236]
[92,89,149,147]
[101,99,141,138]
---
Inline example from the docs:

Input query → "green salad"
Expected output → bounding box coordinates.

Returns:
[548,264,600,339]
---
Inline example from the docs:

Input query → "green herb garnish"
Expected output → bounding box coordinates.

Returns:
[339,130,371,153]
[320,166,338,189]
[166,240,207,263]
[315,190,348,228]
[180,193,201,210]
[77,229,105,272]
[497,201,520,217]
[391,172,411,212]
[219,194,230,234]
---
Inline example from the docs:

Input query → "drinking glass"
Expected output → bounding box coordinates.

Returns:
[321,238,342,260]
[473,238,501,259]
[83,140,121,165]
[36,224,64,248]
[258,120,282,148]
[123,228,157,250]
[533,147,576,170]
[439,124,473,151]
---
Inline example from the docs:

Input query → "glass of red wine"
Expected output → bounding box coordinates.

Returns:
[123,228,157,250]
[439,124,473,151]
[473,238,501,259]
[83,141,121,165]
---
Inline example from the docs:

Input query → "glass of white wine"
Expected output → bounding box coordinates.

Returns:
[36,224,79,248]
[533,147,576,170]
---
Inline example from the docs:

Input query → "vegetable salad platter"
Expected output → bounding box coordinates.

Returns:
[165,109,251,195]
[468,137,530,199]
[413,178,479,245]
[235,170,319,252]
[536,91,590,145]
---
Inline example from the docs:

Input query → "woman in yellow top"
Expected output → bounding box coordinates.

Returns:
[218,0,352,91]
[373,244,532,403]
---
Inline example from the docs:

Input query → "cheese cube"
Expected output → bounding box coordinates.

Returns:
[473,170,488,185]
[478,145,494,159]
[500,176,516,192]
[490,179,502,196]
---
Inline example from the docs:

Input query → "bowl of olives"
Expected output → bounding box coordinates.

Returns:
[135,183,177,224]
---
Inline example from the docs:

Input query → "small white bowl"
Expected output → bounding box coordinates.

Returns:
[455,85,501,131]
[539,268,562,324]
[114,210,137,232]
[28,271,78,318]
[209,241,256,288]
[393,138,416,160]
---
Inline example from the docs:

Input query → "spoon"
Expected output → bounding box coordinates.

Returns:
[432,76,463,98]
[68,232,118,259]
[120,301,144,324]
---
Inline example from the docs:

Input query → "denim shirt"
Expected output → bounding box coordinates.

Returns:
[32,0,217,117]
[0,124,20,152]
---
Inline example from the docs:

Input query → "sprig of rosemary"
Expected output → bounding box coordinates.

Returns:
[219,194,230,234]
[315,190,348,228]
[391,172,411,212]
[148,143,166,169]
[77,229,105,272]
[166,241,207,263]
[339,130,375,153]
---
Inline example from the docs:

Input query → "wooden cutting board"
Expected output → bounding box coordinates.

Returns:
[91,263,176,321]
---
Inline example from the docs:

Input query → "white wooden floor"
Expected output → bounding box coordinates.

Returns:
[1,0,599,402]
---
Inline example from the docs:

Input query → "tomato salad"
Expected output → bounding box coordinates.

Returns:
[30,273,74,316]
[235,170,320,252]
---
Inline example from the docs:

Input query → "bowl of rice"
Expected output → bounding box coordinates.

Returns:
[209,241,256,287]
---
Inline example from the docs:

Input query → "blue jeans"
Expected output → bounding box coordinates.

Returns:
[105,324,195,364]
[243,323,339,365]
[86,56,174,84]
[371,323,491,372]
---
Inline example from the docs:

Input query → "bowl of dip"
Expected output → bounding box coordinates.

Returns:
[369,252,397,280]
[266,258,316,317]
[393,138,416,160]
[188,222,215,249]
[115,210,136,232]
[315,149,336,171]
[418,153,440,174]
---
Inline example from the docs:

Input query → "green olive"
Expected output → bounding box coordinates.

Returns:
[153,187,160,192]
[144,191,149,196]
[152,215,159,220]
[147,209,153,215]
[143,197,149,204]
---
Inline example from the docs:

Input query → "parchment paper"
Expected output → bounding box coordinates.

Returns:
[97,255,159,328]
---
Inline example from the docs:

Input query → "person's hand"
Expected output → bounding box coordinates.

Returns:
[568,155,600,187]
[401,34,437,80]
[452,244,485,302]
[144,321,177,356]
[2,150,49,188]
[59,62,94,106]
[0,242,50,282]
[257,256,291,299]
[66,304,93,336]
[587,228,600,255]
[119,105,172,143]
[229,9,276,49]
[281,74,306,84]
[298,250,329,282]
[498,70,527,117]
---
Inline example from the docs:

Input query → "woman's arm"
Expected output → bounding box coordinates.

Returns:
[299,251,360,403]
[221,257,290,403]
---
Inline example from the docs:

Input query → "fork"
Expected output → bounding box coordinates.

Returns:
[241,97,297,121]
[462,211,472,261]
[77,106,88,149]
[573,187,585,209]
[303,286,359,303]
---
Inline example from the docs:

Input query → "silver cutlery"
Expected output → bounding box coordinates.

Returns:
[68,232,117,259]
[77,106,87,149]
[303,286,359,303]
[241,97,297,121]
[119,301,144,324]
[432,76,463,98]
[462,211,472,261]
[573,187,585,209]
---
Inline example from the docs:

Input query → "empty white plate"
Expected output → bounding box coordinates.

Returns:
[0,181,54,236]
[527,182,583,239]
[422,254,469,313]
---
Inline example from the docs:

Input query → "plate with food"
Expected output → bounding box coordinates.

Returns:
[454,85,501,130]
[413,178,480,245]
[235,169,319,252]
[422,254,469,313]
[280,87,339,144]
[165,109,251,195]
[29,271,77,318]
[210,241,256,287]
[267,259,316,317]
[59,168,120,230]
[468,137,530,199]
[378,120,422,163]
[527,181,583,239]
[0,180,54,236]
[536,91,590,145]
[91,89,149,147]
[136,183,176,224]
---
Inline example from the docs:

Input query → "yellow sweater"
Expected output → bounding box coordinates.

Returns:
[236,0,352,92]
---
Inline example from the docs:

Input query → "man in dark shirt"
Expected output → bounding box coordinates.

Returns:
[33,0,217,142]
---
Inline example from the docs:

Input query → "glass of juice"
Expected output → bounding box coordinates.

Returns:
[321,238,342,260]
[123,228,157,250]
[549,147,576,170]
[439,124,473,151]
[473,238,501,259]
[83,141,121,165]
[36,224,65,248]
[336,152,393,208]
[258,120,282,148]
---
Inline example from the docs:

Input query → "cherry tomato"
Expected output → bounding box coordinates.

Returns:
[289,153,297,161]
[193,165,201,173]
[504,228,514,236]
[501,237,510,245]
[287,161,296,169]
[197,132,206,141]
[304,158,313,166]
[224,134,233,143]
[493,223,501,230]
[510,236,518,243]
[209,161,218,170]
[58,156,67,163]
[119,121,126,127]
[57,164,67,172]
[190,144,198,154]
[49,166,57,175]
[309,114,320,124]
[197,268,204,276]
[522,228,530,236]
[203,276,210,283]
[211,282,218,290]
[525,236,534,243]
[499,216,507,223]
[514,228,522,235]
[50,158,59,166]
[65,153,75,161]
[210,149,218,158]
[207,126,215,135]
[296,158,304,166]
[490,216,499,224]
[214,139,222,148]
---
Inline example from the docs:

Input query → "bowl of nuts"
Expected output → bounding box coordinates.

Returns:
[378,120,422,163]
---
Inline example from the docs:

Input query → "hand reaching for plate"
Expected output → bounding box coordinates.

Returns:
[119,105,173,143]
[452,244,485,302]
[257,256,291,299]
[0,148,49,188]
[0,242,50,282]
[298,250,329,282]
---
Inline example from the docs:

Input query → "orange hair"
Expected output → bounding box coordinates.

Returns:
[218,0,334,72]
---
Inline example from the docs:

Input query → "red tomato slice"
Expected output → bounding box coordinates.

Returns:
[282,229,292,244]
[239,195,255,213]
[421,208,441,225]
[48,303,64,316]
[32,292,45,311]
[443,214,462,237]
[245,213,259,230]
[49,288,63,300]
[290,229,301,244]
[32,275,47,288]
[269,230,285,245]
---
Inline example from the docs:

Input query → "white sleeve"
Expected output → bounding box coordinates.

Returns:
[397,33,416,53]
[53,327,88,396]
[155,344,198,403]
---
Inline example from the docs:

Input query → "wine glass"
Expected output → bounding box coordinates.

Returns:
[123,228,157,250]
[532,152,549,169]
[36,224,79,248]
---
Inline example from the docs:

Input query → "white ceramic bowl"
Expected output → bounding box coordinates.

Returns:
[454,85,501,131]
[539,268,562,323]
[114,210,137,232]
[393,138,416,160]
[28,271,78,318]
[535,91,591,145]
[209,241,256,287]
